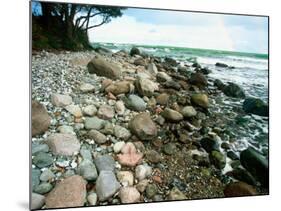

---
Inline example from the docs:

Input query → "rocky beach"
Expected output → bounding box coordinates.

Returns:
[31,46,269,210]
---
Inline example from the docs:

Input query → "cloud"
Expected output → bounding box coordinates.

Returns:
[89,15,235,51]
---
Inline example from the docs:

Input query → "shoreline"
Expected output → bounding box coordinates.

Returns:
[31,47,269,209]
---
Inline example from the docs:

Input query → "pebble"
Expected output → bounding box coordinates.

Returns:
[115,100,125,115]
[145,184,158,199]
[58,125,75,134]
[88,129,107,144]
[136,179,149,193]
[32,168,41,190]
[114,125,131,140]
[87,192,98,205]
[135,164,152,180]
[77,159,98,181]
[32,143,49,155]
[84,117,105,130]
[40,169,55,182]
[33,152,53,168]
[113,141,125,153]
[80,83,95,93]
[94,155,115,172]
[31,193,45,210]
[119,187,140,203]
[82,105,97,117]
[162,143,177,155]
[117,171,134,186]
[34,182,53,194]
[97,104,115,120]
[65,104,83,118]
[50,93,72,107]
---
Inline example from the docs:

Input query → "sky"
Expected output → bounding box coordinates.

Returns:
[89,8,268,54]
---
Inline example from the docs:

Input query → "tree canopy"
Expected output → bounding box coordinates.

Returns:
[32,2,126,50]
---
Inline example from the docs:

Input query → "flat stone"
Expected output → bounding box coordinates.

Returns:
[119,187,140,203]
[77,159,98,181]
[51,93,72,107]
[45,133,81,156]
[88,129,107,144]
[65,105,82,118]
[94,155,115,172]
[96,171,121,201]
[31,193,45,210]
[33,152,53,168]
[83,105,97,116]
[114,125,131,140]
[45,175,87,208]
[97,105,115,120]
[84,117,105,130]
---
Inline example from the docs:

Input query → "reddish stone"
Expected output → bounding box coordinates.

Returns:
[32,101,51,136]
[117,142,143,167]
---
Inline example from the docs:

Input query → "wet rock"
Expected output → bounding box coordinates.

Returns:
[130,47,141,56]
[135,164,152,180]
[117,142,143,167]
[129,113,157,141]
[117,171,134,186]
[115,100,125,115]
[191,93,209,108]
[77,159,98,181]
[197,67,211,75]
[82,105,97,116]
[113,141,125,153]
[181,106,197,118]
[46,133,80,156]
[209,151,226,169]
[161,108,183,122]
[50,93,72,107]
[156,93,170,105]
[243,97,269,116]
[114,125,131,140]
[240,147,269,187]
[214,79,225,90]
[96,171,121,201]
[135,77,158,97]
[119,187,140,203]
[165,57,178,66]
[87,192,97,205]
[88,129,107,144]
[33,152,53,168]
[223,82,245,98]
[168,187,187,200]
[32,100,51,136]
[215,62,228,67]
[227,151,239,160]
[162,143,177,155]
[31,193,45,210]
[164,80,181,90]
[97,105,115,120]
[189,72,208,89]
[105,81,132,96]
[228,167,257,186]
[80,83,95,93]
[87,55,122,79]
[65,105,82,118]
[94,155,115,173]
[45,175,87,208]
[145,150,162,163]
[156,71,172,82]
[34,182,53,194]
[145,184,158,199]
[224,182,257,197]
[84,117,105,130]
[124,94,146,111]
[40,169,55,182]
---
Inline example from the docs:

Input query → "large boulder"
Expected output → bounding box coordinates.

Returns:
[223,82,245,98]
[135,77,158,97]
[214,79,225,90]
[32,101,51,136]
[45,133,81,156]
[87,55,122,79]
[105,81,132,96]
[129,113,157,141]
[45,175,87,208]
[240,147,269,187]
[189,72,208,89]
[191,93,209,108]
[243,97,269,116]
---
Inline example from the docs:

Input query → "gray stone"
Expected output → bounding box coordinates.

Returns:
[124,94,146,111]
[65,105,82,118]
[50,93,72,107]
[77,159,98,181]
[46,133,81,156]
[88,129,107,144]
[84,117,105,130]
[33,152,53,168]
[40,169,55,182]
[87,192,98,205]
[135,164,152,180]
[83,105,97,116]
[32,168,41,191]
[80,147,93,161]
[96,171,121,201]
[58,125,75,134]
[32,143,49,155]
[34,182,53,194]
[181,106,197,118]
[94,155,115,172]
[80,83,95,93]
[31,193,45,210]
[114,125,131,140]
